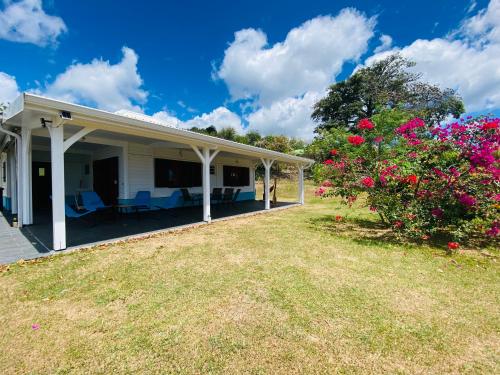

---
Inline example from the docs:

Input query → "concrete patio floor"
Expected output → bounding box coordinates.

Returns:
[0,200,297,264]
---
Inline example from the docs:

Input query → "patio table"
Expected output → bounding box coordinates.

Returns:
[191,193,203,204]
[114,204,141,220]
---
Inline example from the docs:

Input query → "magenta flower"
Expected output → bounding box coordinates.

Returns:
[360,176,375,188]
[486,222,499,237]
[431,207,444,218]
[32,324,40,330]
[458,193,476,207]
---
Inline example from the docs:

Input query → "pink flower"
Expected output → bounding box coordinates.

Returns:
[315,187,326,196]
[447,242,460,250]
[32,324,40,330]
[458,193,476,207]
[407,151,418,158]
[323,159,334,165]
[431,208,444,218]
[357,118,375,130]
[369,206,377,212]
[360,176,375,188]
[394,220,404,228]
[321,180,333,187]
[374,136,384,143]
[486,222,499,237]
[347,135,365,146]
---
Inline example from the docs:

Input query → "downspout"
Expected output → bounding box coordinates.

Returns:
[0,123,23,227]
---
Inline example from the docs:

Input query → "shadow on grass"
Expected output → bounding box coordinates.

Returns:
[306,214,493,253]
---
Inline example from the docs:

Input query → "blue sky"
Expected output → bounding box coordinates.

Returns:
[0,0,499,139]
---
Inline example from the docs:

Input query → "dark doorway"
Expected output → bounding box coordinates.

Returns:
[93,157,119,205]
[32,161,52,210]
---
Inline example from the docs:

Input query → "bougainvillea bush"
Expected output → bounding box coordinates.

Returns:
[314,112,499,243]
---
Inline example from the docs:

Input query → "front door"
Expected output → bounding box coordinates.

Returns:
[32,161,52,210]
[93,157,119,205]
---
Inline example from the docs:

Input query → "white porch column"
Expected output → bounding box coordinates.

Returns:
[8,145,17,214]
[191,145,219,223]
[298,165,305,205]
[261,158,274,210]
[21,127,32,225]
[48,125,66,250]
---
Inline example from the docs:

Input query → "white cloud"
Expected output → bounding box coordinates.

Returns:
[151,109,183,128]
[246,91,322,140]
[0,0,66,46]
[374,34,393,53]
[43,47,148,112]
[214,10,375,105]
[177,100,197,113]
[185,107,245,133]
[460,0,500,44]
[0,72,20,104]
[365,0,500,112]
[152,106,245,134]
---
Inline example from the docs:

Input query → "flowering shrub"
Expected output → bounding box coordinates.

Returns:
[315,113,500,242]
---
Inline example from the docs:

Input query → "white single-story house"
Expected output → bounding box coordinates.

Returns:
[0,94,313,252]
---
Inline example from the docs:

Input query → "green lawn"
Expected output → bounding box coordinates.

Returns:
[1,181,498,374]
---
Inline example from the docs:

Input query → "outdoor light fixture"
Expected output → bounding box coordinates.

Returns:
[60,111,72,120]
[40,118,53,128]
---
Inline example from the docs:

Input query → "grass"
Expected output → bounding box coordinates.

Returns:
[1,181,499,374]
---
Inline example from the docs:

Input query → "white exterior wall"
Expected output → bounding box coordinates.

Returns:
[28,140,256,205]
[127,142,255,199]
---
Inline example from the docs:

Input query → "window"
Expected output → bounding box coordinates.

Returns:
[223,166,250,187]
[154,158,202,188]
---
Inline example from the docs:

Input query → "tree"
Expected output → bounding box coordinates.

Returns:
[314,114,499,243]
[217,127,237,141]
[312,54,464,132]
[246,131,262,146]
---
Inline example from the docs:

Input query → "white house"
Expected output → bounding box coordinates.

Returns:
[0,94,313,252]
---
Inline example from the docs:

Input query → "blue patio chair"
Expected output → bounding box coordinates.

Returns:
[221,187,234,204]
[80,191,111,211]
[133,191,151,211]
[65,203,96,226]
[155,190,182,210]
[232,188,241,204]
[65,203,95,218]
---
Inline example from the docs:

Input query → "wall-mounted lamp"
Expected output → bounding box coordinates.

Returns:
[40,118,53,128]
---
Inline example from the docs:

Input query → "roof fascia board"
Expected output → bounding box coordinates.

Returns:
[23,93,314,165]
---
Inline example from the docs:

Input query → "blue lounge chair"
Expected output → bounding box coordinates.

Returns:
[80,191,111,211]
[133,191,151,211]
[65,203,95,218]
[155,190,182,210]
[65,203,96,225]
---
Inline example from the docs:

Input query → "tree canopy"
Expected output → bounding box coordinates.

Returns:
[311,54,465,133]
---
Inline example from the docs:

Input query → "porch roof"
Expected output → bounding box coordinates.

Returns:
[2,93,314,166]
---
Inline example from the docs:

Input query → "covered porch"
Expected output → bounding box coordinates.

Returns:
[1,94,312,255]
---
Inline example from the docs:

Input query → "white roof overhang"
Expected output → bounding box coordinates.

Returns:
[3,93,314,166]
